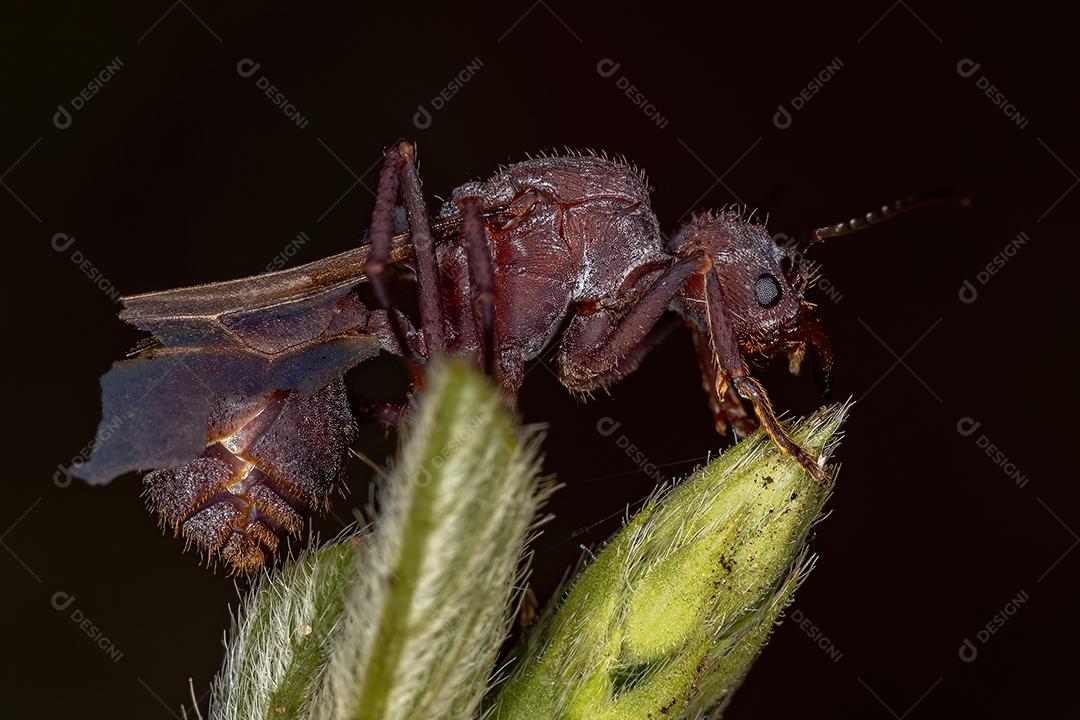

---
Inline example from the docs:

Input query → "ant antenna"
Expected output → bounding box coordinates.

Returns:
[809,189,972,245]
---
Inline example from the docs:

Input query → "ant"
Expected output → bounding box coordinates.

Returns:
[73,140,963,572]
[366,142,960,483]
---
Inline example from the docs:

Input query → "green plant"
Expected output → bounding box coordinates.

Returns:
[206,360,847,720]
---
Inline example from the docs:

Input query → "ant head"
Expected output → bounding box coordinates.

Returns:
[669,190,968,392]
[670,208,808,334]
[670,207,832,389]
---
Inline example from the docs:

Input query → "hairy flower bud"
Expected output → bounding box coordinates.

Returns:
[491,404,849,720]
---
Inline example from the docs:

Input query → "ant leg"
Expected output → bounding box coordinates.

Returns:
[564,314,681,392]
[460,197,497,374]
[720,384,757,436]
[354,398,407,430]
[702,267,828,483]
[364,146,417,374]
[690,328,757,438]
[728,375,826,482]
[396,141,446,354]
[779,315,834,398]
[558,255,704,392]
[366,307,427,358]
[604,314,681,383]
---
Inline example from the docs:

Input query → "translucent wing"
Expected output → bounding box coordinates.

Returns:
[70,242,412,485]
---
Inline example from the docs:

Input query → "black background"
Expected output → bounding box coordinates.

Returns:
[5,2,1077,718]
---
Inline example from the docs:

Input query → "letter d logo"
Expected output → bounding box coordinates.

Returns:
[53,104,72,130]
[236,58,261,78]
[51,591,75,611]
[773,104,792,130]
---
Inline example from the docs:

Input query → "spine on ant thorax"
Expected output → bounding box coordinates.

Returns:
[143,378,353,574]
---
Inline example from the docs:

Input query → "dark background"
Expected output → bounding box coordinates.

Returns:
[5,1,1076,717]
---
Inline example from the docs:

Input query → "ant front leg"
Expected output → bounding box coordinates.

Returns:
[701,267,828,483]
[558,255,705,392]
[690,328,757,438]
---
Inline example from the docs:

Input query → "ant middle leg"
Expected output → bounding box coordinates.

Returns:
[366,142,451,384]
[460,197,497,375]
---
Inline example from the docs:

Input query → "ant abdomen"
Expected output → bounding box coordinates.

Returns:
[143,379,354,574]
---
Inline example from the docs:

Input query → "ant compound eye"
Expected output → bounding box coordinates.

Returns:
[754,273,782,308]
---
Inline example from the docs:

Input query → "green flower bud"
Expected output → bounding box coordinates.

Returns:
[209,533,363,719]
[209,360,547,720]
[312,359,549,720]
[490,404,849,720]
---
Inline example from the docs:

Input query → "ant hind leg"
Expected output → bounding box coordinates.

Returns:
[365,146,420,379]
[396,141,446,355]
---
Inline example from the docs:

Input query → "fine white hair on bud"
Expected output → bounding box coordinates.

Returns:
[206,361,848,720]
[490,403,850,720]
[209,530,365,720]
[311,359,550,720]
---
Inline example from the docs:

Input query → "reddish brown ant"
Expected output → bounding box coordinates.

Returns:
[365,143,960,483]
[72,141,962,572]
